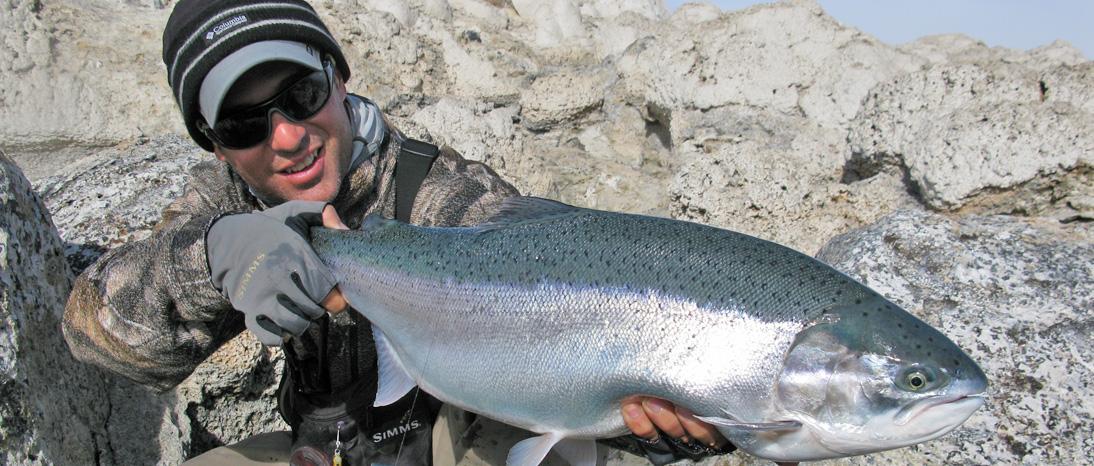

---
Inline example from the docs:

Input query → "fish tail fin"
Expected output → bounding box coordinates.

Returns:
[372,325,418,406]
[507,433,564,466]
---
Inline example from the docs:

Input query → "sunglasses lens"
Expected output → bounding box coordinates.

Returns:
[277,71,331,119]
[212,112,269,148]
[209,64,333,149]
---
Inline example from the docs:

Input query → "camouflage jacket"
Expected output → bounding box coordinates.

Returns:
[62,116,519,398]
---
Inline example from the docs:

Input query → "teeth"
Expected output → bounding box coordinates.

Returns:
[284,152,317,174]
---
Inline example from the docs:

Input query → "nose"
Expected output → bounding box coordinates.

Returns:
[268,111,307,153]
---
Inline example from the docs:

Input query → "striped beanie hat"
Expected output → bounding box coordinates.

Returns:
[162,0,350,151]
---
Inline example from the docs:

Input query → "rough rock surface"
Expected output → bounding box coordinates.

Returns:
[0,152,107,464]
[848,59,1094,214]
[2,0,1092,463]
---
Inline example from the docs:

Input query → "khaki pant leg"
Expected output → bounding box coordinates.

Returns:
[182,431,293,466]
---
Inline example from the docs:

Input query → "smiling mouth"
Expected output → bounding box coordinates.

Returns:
[283,150,318,174]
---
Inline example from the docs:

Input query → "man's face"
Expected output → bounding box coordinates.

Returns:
[212,62,354,204]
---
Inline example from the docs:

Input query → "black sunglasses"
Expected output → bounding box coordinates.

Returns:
[199,62,334,150]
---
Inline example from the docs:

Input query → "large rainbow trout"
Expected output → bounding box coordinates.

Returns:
[311,197,987,465]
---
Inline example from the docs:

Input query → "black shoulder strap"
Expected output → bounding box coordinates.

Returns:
[394,138,440,223]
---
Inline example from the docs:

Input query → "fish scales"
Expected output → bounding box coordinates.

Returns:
[311,197,987,464]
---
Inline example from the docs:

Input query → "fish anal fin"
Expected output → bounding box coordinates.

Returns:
[372,325,417,406]
[477,197,583,232]
[507,433,564,466]
[694,415,802,432]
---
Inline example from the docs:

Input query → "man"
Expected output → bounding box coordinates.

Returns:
[62,0,737,464]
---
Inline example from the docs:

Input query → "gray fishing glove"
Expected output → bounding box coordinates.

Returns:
[206,200,336,346]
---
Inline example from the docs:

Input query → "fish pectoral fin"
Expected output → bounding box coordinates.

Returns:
[507,433,564,466]
[372,325,418,406]
[553,438,597,466]
[693,415,802,432]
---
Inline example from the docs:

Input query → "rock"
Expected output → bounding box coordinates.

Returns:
[816,210,1094,465]
[520,70,606,130]
[35,138,205,275]
[667,1,722,24]
[848,59,1094,212]
[0,151,108,464]
[511,0,590,49]
[617,0,925,130]
[665,104,920,254]
[0,0,180,152]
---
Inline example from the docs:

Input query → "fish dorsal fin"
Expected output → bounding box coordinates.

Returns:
[478,197,583,232]
[372,325,418,406]
[361,213,402,231]
[507,433,564,466]
[553,438,598,466]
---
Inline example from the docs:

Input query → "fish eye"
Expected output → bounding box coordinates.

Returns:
[905,371,928,390]
[900,366,938,391]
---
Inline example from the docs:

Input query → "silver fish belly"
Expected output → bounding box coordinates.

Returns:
[311,197,987,465]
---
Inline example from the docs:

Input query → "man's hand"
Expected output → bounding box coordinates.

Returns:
[207,200,340,345]
[622,397,729,449]
[623,398,800,466]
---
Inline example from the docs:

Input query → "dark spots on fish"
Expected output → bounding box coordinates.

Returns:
[855,298,862,305]
[954,360,961,366]
[862,312,868,317]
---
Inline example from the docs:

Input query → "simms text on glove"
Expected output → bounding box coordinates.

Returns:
[206,200,337,346]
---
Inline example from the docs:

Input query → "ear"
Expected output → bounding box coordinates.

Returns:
[212,146,229,163]
[333,68,348,101]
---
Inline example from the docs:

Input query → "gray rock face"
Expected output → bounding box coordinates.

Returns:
[0,152,108,464]
[0,0,180,152]
[848,59,1094,215]
[816,210,1094,465]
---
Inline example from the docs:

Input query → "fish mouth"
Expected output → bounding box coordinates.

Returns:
[894,394,985,427]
